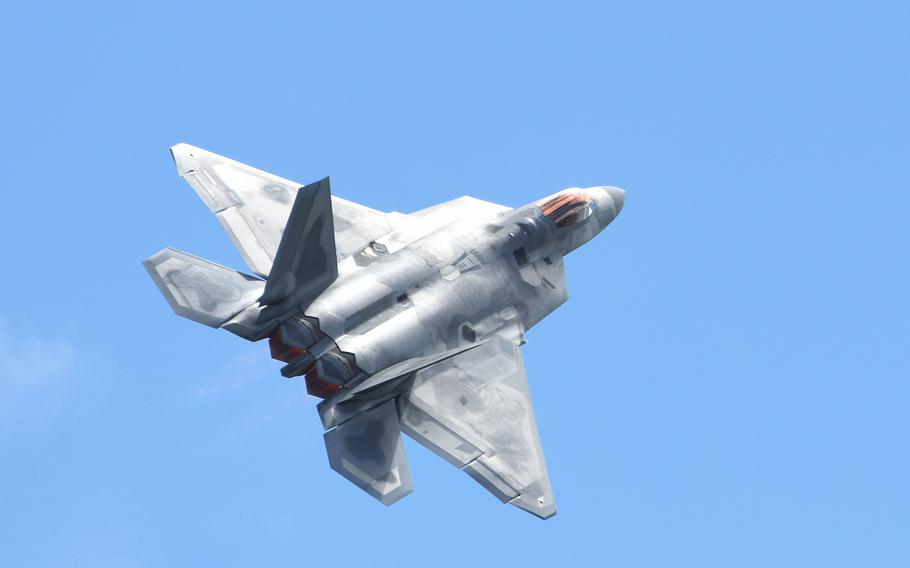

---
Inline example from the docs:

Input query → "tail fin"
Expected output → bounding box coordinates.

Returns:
[323,399,413,506]
[170,143,299,278]
[143,248,265,328]
[259,177,338,310]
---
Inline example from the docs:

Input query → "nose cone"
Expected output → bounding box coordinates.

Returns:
[588,186,625,227]
[605,186,625,215]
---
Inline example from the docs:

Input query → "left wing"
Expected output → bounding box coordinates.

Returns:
[397,335,556,519]
[170,143,392,276]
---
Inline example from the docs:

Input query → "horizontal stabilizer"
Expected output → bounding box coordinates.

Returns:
[324,399,413,506]
[144,248,265,328]
[260,178,338,309]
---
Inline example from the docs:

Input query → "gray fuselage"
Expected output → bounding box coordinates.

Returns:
[307,186,620,377]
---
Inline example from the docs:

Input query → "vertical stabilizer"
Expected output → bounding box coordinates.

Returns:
[260,178,338,310]
[323,399,413,506]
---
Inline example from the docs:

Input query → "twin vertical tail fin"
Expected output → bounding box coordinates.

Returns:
[324,399,414,506]
[259,177,338,311]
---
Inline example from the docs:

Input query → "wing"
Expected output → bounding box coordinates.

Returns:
[170,143,392,276]
[332,195,394,259]
[410,195,510,223]
[397,334,556,519]
[361,196,510,258]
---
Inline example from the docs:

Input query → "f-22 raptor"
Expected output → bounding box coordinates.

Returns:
[145,144,625,519]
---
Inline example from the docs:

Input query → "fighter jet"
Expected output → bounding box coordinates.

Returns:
[144,144,624,519]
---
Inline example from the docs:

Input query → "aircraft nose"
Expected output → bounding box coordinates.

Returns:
[587,186,625,226]
[605,186,625,215]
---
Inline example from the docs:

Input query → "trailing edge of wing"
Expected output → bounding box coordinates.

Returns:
[397,335,557,519]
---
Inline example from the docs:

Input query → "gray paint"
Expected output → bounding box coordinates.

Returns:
[399,336,556,518]
[146,144,625,520]
[143,248,264,328]
[260,178,338,311]
[324,399,413,506]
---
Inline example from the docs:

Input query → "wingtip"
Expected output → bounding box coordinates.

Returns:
[169,142,202,176]
[510,500,558,520]
[509,487,558,520]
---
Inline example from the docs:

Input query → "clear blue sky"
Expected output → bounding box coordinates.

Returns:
[1,2,907,566]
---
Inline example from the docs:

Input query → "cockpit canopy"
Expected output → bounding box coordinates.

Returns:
[537,190,593,228]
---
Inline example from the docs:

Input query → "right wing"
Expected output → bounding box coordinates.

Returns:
[170,143,392,276]
[397,334,556,519]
